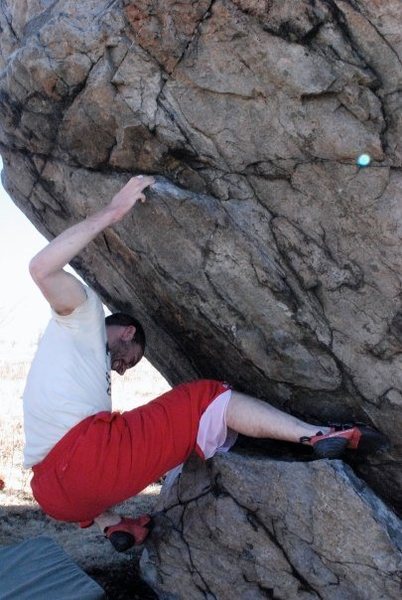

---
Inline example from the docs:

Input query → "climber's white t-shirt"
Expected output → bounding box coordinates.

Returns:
[23,287,111,468]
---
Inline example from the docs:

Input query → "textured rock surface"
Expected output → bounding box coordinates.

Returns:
[141,452,402,600]
[0,1,402,511]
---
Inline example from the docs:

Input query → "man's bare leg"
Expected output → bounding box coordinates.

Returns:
[94,393,324,534]
[94,389,387,552]
[226,391,330,442]
[96,391,327,531]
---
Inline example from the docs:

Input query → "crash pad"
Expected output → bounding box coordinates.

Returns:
[0,536,105,599]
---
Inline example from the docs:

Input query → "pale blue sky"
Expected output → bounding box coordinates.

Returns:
[0,157,112,350]
[0,156,52,344]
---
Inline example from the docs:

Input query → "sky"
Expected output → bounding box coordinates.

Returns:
[0,156,55,350]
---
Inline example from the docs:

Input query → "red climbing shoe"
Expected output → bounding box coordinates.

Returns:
[300,423,389,459]
[105,515,152,552]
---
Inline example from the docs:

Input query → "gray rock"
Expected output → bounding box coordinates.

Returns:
[141,452,402,599]
[0,0,401,516]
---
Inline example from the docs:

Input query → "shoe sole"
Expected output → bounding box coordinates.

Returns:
[313,437,348,458]
[313,427,390,459]
[108,531,135,552]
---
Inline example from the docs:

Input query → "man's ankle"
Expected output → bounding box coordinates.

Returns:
[94,512,121,532]
[300,426,331,443]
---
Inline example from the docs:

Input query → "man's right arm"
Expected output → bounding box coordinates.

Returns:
[29,176,154,315]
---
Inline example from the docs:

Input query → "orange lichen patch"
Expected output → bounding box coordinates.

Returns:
[124,0,211,73]
[232,0,272,17]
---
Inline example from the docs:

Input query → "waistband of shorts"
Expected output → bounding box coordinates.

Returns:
[32,411,113,475]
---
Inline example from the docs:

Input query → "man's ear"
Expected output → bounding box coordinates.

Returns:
[121,325,136,342]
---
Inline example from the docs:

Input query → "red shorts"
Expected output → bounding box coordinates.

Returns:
[31,380,231,523]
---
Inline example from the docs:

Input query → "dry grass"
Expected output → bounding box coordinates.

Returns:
[0,359,32,500]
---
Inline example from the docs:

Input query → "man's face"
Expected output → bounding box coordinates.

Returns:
[108,336,143,375]
[106,324,144,375]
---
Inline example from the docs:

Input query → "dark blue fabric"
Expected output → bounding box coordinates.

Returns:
[0,536,105,599]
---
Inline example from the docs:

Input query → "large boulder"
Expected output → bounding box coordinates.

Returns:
[141,452,402,599]
[0,0,401,512]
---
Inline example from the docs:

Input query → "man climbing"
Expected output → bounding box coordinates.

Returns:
[23,176,388,552]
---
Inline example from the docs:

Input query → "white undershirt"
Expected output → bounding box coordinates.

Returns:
[23,287,111,468]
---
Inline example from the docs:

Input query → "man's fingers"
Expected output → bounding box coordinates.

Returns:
[133,175,153,203]
[111,176,154,216]
[134,175,155,189]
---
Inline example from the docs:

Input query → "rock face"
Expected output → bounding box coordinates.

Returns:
[0,0,401,519]
[141,452,402,600]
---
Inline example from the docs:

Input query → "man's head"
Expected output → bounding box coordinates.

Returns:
[105,313,146,375]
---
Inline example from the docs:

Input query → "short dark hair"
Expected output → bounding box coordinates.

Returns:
[105,313,146,352]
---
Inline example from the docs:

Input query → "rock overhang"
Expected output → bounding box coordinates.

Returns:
[0,0,401,514]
